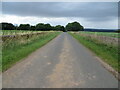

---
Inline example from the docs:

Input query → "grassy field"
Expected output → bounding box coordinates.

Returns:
[1,30,48,35]
[2,31,61,72]
[79,31,119,38]
[69,32,118,72]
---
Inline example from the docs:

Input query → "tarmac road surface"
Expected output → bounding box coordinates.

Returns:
[2,33,118,88]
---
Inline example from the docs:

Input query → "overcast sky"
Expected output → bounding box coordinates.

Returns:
[1,2,118,29]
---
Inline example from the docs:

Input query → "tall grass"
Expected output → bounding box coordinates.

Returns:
[79,31,119,38]
[69,32,118,72]
[2,32,61,71]
[1,30,43,35]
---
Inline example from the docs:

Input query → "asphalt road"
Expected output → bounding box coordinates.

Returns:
[3,33,118,88]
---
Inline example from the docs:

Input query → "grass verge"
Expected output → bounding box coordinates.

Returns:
[2,32,61,72]
[69,32,118,72]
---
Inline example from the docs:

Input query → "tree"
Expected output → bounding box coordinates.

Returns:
[44,24,52,30]
[18,24,30,30]
[116,29,120,33]
[54,25,62,31]
[61,26,66,32]
[1,22,15,30]
[54,25,66,32]
[65,21,84,31]
[30,26,36,31]
[36,23,53,31]
[36,23,44,31]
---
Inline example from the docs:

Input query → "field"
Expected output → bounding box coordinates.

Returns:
[1,30,47,35]
[69,32,119,72]
[79,31,119,38]
[72,31,118,47]
[2,30,61,71]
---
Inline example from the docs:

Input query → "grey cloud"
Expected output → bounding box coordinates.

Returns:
[2,2,118,22]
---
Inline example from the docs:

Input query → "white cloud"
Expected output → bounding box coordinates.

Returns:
[0,14,76,26]
[0,14,118,29]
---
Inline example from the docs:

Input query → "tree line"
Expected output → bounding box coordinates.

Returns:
[1,21,84,32]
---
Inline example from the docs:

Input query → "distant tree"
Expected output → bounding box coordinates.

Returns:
[30,26,36,31]
[14,24,18,30]
[44,24,52,30]
[18,24,30,30]
[61,26,67,32]
[0,23,1,30]
[54,25,66,32]
[54,25,62,31]
[36,23,53,31]
[1,22,84,32]
[36,23,45,31]
[1,22,15,30]
[65,21,84,31]
[51,26,55,30]
[116,29,120,33]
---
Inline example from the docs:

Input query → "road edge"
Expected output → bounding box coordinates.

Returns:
[68,32,119,81]
[95,56,119,80]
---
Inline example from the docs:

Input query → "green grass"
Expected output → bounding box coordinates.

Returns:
[2,32,61,72]
[69,32,118,72]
